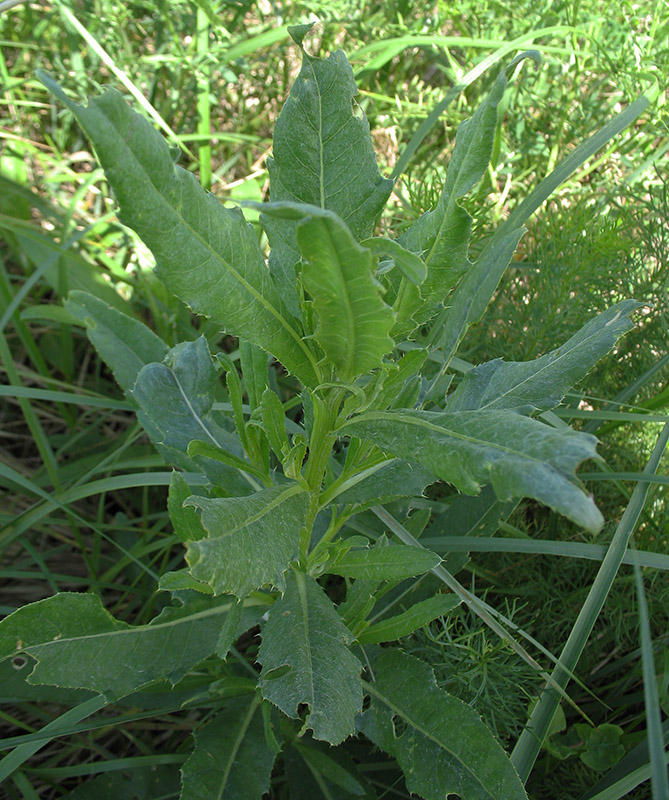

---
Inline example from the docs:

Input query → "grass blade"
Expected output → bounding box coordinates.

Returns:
[510,423,669,782]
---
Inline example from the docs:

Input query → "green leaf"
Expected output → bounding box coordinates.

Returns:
[331,458,435,511]
[64,290,168,394]
[168,470,207,542]
[424,485,518,573]
[132,338,249,492]
[398,65,512,307]
[291,740,373,798]
[297,212,395,380]
[39,74,319,387]
[431,226,525,362]
[239,340,269,411]
[262,42,392,316]
[340,408,603,531]
[260,388,290,461]
[258,570,363,744]
[0,593,249,701]
[575,723,625,771]
[327,544,440,580]
[447,300,641,413]
[158,568,213,595]
[362,236,427,285]
[185,484,309,597]
[357,593,461,643]
[180,695,278,800]
[361,650,528,800]
[62,765,180,799]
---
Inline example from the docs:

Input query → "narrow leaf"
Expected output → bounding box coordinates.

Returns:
[40,73,319,387]
[361,650,528,800]
[0,593,249,701]
[447,300,641,412]
[327,544,440,580]
[258,570,363,744]
[357,593,461,644]
[64,290,168,393]
[185,484,309,597]
[331,458,435,511]
[262,41,392,316]
[260,388,290,460]
[340,408,603,531]
[398,63,514,307]
[240,340,269,411]
[180,695,277,800]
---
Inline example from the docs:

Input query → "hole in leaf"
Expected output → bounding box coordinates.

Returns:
[361,694,371,712]
[391,714,408,739]
[12,656,27,670]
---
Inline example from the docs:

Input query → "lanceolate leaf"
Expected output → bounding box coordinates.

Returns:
[0,593,257,701]
[258,570,363,745]
[296,212,395,381]
[361,650,528,800]
[64,290,168,394]
[447,300,642,412]
[398,63,514,308]
[180,695,278,800]
[262,35,392,317]
[340,408,603,531]
[39,73,319,387]
[185,484,309,597]
[356,594,461,644]
[327,544,440,581]
[331,458,434,511]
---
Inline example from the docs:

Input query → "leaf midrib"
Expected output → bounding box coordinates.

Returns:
[92,97,319,382]
[362,678,496,799]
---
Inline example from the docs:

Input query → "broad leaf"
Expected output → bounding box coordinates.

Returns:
[340,408,603,531]
[258,570,363,744]
[327,544,440,581]
[262,33,392,317]
[447,300,641,412]
[398,63,515,310]
[356,593,461,644]
[0,592,254,701]
[40,73,319,387]
[65,290,168,393]
[185,484,309,597]
[361,650,528,800]
[180,695,277,800]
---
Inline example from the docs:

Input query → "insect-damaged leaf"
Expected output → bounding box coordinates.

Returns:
[360,650,528,800]
[340,408,603,532]
[185,484,309,597]
[262,31,392,317]
[180,695,278,800]
[0,592,253,701]
[258,570,363,745]
[446,300,642,412]
[39,72,319,387]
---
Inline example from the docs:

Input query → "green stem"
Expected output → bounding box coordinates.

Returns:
[299,390,342,559]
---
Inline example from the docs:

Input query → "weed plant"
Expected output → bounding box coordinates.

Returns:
[1,2,668,799]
